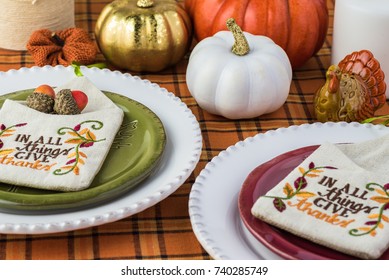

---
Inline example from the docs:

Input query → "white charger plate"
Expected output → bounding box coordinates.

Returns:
[0,65,202,234]
[189,122,389,260]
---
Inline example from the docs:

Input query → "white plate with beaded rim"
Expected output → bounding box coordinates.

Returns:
[0,65,202,234]
[189,122,389,260]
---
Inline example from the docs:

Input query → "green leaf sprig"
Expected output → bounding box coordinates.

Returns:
[362,115,389,126]
[71,61,107,77]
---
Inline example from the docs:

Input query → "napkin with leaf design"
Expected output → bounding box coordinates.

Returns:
[251,135,389,259]
[0,76,124,191]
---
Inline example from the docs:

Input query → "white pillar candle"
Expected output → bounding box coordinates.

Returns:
[332,0,389,98]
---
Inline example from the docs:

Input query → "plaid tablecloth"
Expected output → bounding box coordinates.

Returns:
[0,0,385,260]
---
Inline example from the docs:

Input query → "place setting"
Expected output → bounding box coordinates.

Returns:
[0,65,203,234]
[188,46,389,260]
[189,122,389,260]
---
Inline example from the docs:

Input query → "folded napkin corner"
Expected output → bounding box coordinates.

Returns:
[251,136,389,259]
[0,76,124,192]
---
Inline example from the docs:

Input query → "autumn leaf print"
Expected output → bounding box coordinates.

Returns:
[350,182,389,237]
[283,183,294,197]
[295,192,316,198]
[370,196,389,204]
[0,123,28,157]
[0,123,27,137]
[273,198,286,212]
[0,149,14,156]
[294,176,307,189]
[262,162,336,212]
[54,120,105,176]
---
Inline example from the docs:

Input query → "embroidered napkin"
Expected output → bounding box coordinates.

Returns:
[0,76,124,191]
[251,135,389,259]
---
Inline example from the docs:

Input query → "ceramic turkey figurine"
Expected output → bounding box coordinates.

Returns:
[314,50,386,122]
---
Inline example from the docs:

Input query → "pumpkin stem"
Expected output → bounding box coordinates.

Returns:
[51,32,65,47]
[226,18,250,56]
[137,0,153,8]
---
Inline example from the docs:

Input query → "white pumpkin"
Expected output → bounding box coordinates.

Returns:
[186,18,292,119]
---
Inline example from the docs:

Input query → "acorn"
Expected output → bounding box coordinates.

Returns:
[54,89,88,115]
[26,84,55,113]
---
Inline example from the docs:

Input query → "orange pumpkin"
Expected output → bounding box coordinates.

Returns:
[185,0,329,69]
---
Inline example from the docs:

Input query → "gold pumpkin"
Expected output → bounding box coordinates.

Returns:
[95,0,192,72]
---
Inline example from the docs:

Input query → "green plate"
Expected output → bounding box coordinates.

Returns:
[0,90,166,213]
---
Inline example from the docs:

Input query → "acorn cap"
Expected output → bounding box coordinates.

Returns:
[54,89,81,115]
[26,92,55,113]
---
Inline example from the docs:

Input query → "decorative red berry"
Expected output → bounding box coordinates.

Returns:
[71,90,88,111]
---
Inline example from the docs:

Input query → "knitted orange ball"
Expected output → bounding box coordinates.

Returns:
[26,27,97,67]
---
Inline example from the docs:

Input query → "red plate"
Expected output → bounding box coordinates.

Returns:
[238,145,389,260]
